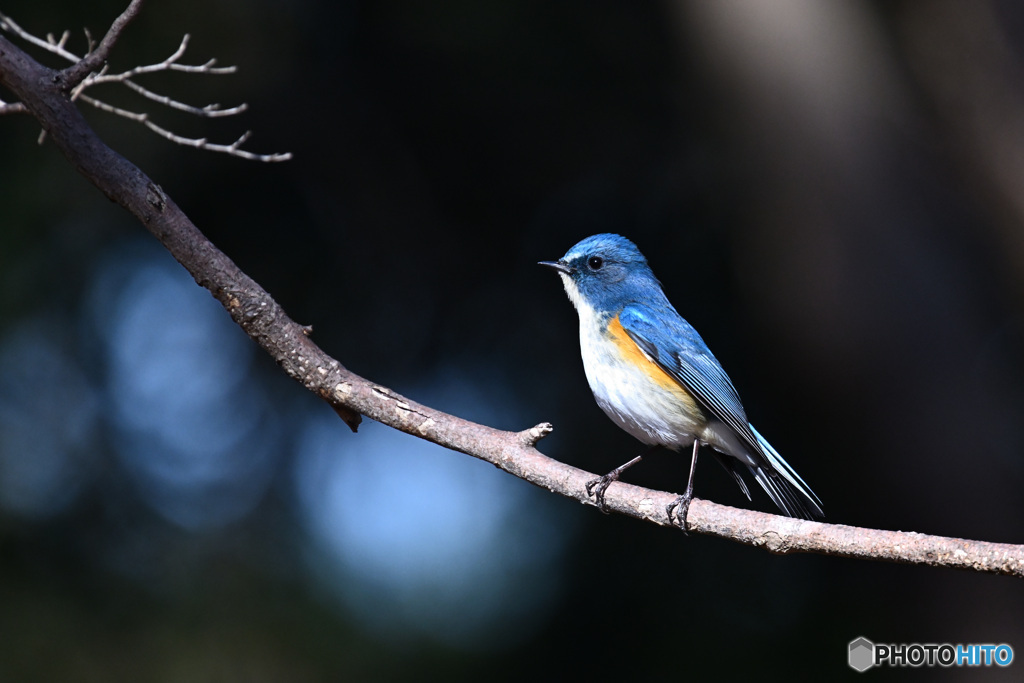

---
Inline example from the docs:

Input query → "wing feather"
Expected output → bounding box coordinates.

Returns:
[618,304,823,519]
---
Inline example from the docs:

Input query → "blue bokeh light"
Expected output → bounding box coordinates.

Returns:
[294,372,573,650]
[87,241,282,531]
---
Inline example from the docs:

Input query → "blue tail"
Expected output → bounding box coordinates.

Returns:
[746,424,823,519]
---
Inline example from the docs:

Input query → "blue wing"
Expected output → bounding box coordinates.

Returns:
[617,304,749,440]
[618,304,823,519]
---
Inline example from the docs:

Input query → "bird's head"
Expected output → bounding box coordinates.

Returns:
[539,233,661,315]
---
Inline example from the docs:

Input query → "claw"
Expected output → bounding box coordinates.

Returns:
[583,449,653,514]
[666,493,692,531]
[585,475,615,513]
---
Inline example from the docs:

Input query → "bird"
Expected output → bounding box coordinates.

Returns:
[539,233,822,527]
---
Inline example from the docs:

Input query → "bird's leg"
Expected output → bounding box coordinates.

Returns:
[585,446,657,513]
[667,439,701,530]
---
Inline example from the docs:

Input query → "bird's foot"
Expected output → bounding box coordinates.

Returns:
[584,451,650,514]
[666,492,693,531]
[585,474,617,514]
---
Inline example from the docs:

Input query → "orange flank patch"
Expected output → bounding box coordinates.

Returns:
[605,315,698,410]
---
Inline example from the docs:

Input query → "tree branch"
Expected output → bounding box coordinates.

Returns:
[0,4,289,162]
[1,8,1022,579]
[58,0,144,88]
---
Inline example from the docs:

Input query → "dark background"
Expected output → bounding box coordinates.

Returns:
[2,0,1023,680]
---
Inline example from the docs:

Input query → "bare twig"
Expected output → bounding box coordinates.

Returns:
[0,13,81,63]
[120,79,248,118]
[0,4,290,162]
[0,97,29,115]
[78,93,288,162]
[1,8,1022,577]
[59,0,145,88]
[74,33,238,88]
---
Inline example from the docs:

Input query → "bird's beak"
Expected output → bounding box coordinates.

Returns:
[538,260,574,275]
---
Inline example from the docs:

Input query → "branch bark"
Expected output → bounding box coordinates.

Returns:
[2,7,1022,579]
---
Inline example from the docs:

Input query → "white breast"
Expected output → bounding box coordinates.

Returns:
[561,274,704,449]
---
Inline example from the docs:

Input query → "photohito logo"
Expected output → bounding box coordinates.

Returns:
[848,637,1014,671]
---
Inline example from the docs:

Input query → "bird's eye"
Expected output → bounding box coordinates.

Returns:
[588,256,603,270]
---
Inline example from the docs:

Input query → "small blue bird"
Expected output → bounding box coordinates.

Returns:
[540,234,822,526]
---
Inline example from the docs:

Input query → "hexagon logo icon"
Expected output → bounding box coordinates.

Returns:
[849,637,875,672]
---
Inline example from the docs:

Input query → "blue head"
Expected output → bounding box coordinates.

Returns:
[540,234,668,315]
